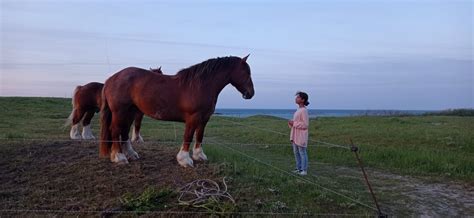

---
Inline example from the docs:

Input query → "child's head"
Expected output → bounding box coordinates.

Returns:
[295,91,310,106]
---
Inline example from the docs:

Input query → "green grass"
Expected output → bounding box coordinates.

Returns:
[203,144,374,214]
[0,97,71,139]
[198,115,473,181]
[121,187,176,212]
[1,97,473,215]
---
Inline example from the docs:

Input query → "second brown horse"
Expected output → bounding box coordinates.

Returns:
[67,67,163,141]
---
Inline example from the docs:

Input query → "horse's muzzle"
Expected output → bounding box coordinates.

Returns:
[242,91,254,99]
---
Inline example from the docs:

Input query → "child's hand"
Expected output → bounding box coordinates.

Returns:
[288,120,294,126]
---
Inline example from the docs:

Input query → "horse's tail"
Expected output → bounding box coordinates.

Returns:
[99,89,112,158]
[65,85,81,127]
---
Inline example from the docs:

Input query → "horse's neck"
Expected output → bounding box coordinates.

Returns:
[207,70,232,97]
[178,69,232,97]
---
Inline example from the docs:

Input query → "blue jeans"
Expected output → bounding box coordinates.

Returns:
[292,143,308,171]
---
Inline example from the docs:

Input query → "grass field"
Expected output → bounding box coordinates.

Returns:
[0,97,473,216]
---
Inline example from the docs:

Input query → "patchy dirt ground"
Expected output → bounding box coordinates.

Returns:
[310,162,474,216]
[0,141,221,216]
[1,140,472,216]
[368,169,474,216]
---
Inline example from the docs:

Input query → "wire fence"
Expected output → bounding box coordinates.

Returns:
[0,116,382,216]
[0,209,374,217]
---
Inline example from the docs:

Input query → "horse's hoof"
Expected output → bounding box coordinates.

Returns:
[178,158,194,168]
[192,147,208,161]
[81,125,95,140]
[70,135,82,140]
[111,153,129,164]
[126,151,140,160]
[131,135,144,144]
[177,150,194,168]
[70,125,82,140]
[70,132,82,140]
[82,135,95,140]
[122,141,139,160]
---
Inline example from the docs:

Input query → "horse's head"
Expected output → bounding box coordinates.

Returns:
[230,54,255,99]
[150,66,163,74]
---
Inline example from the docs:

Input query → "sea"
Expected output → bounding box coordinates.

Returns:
[214,109,434,119]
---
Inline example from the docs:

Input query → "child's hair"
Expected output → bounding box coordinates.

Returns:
[296,91,310,106]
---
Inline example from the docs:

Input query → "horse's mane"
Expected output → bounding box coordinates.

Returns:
[149,67,162,74]
[176,56,240,85]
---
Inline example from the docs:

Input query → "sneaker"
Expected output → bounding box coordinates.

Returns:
[299,171,307,176]
[292,169,300,174]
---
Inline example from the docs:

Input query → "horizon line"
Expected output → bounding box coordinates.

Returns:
[0,96,471,111]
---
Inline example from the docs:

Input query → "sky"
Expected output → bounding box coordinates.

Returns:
[1,0,472,110]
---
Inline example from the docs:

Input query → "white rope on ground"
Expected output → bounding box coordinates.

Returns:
[206,139,378,213]
[220,118,351,150]
[178,177,235,211]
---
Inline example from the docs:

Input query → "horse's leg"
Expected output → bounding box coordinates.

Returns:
[81,110,96,140]
[192,123,208,161]
[70,108,85,140]
[176,121,196,167]
[131,112,144,143]
[120,112,139,160]
[110,111,129,164]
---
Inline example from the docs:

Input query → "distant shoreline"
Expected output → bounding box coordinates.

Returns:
[1,96,471,118]
[213,108,439,119]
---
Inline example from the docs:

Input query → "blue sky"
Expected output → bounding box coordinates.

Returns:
[1,0,472,109]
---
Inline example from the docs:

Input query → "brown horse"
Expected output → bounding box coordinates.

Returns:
[67,67,163,141]
[100,55,254,166]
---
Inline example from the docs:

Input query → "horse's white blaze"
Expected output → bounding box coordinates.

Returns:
[81,125,95,140]
[111,152,128,164]
[70,124,81,140]
[131,126,144,143]
[122,140,139,160]
[192,146,208,161]
[177,149,194,168]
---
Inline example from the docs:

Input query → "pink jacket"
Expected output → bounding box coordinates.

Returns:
[289,107,309,147]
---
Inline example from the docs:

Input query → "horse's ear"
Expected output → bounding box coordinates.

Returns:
[158,66,162,71]
[242,54,250,62]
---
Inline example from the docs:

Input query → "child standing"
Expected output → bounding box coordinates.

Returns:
[288,91,310,176]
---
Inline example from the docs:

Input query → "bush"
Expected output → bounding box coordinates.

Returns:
[424,109,474,116]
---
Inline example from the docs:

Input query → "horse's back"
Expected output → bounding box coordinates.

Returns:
[107,67,159,84]
[106,67,171,90]
[104,66,180,119]
[74,82,104,110]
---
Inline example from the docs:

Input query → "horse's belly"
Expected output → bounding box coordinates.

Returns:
[149,110,183,122]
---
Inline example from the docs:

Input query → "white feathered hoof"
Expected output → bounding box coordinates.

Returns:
[81,125,95,140]
[70,124,82,140]
[122,140,139,160]
[111,152,129,164]
[176,150,194,168]
[192,147,208,161]
[131,133,144,144]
